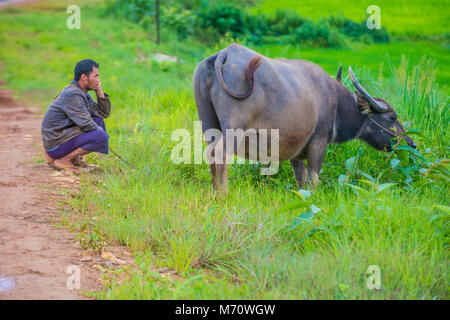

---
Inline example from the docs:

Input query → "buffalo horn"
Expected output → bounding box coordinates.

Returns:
[348,66,388,112]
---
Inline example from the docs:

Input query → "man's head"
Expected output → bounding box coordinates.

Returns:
[74,59,100,91]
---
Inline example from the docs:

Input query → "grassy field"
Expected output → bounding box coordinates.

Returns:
[0,0,448,299]
[255,0,450,36]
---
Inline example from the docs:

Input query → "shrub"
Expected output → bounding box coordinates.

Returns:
[194,5,389,47]
[107,0,155,25]
[196,4,248,39]
[107,1,389,48]
[163,6,196,40]
[293,20,346,48]
[264,9,307,36]
[328,15,390,43]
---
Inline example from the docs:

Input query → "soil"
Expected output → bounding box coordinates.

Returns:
[0,0,40,10]
[0,0,136,300]
[0,85,133,300]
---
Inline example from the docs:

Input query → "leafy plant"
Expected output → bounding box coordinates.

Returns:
[71,218,105,252]
[196,4,248,39]
[338,147,363,185]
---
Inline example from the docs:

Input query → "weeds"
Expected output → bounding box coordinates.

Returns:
[71,217,106,252]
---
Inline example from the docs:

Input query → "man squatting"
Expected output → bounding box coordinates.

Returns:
[41,59,111,174]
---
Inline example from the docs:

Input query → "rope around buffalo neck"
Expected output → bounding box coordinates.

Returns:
[368,116,401,138]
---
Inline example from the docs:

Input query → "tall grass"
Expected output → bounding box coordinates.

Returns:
[388,56,449,148]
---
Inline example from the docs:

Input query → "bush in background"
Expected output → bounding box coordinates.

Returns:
[327,15,390,44]
[106,1,390,48]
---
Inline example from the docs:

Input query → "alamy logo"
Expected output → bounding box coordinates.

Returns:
[171,121,280,175]
[66,265,81,290]
[66,5,81,30]
[366,265,381,290]
[366,5,381,29]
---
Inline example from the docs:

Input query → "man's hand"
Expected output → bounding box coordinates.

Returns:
[95,80,105,99]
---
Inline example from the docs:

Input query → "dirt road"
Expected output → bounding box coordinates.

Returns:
[0,86,106,299]
[0,0,136,299]
[0,0,106,300]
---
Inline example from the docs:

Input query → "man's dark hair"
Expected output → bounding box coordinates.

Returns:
[74,59,99,81]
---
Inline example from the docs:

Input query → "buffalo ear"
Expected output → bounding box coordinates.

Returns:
[355,91,372,114]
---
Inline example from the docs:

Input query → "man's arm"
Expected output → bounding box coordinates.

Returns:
[93,80,111,118]
[64,92,102,132]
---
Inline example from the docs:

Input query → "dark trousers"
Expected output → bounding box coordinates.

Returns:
[47,116,109,159]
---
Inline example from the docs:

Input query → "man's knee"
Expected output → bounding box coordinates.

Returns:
[91,129,109,144]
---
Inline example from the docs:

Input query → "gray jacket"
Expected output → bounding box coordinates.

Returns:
[41,80,111,150]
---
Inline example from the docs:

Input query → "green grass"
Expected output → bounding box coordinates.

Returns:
[255,0,450,36]
[0,0,448,299]
[255,42,450,92]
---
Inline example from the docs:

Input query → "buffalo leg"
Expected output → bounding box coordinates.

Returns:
[290,159,306,189]
[306,140,327,189]
[209,148,217,190]
[193,70,221,191]
[214,134,229,194]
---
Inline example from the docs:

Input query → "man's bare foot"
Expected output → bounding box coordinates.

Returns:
[44,150,54,165]
[52,159,81,175]
[72,155,89,168]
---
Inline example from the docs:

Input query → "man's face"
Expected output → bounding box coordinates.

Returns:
[80,67,99,90]
[86,67,100,90]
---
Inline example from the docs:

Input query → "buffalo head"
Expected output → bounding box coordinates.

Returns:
[349,67,416,152]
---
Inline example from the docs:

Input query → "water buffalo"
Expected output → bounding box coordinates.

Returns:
[193,43,415,193]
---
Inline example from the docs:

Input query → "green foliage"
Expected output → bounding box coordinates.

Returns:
[195,6,389,47]
[336,142,449,190]
[107,1,390,48]
[196,4,248,39]
[327,15,390,43]
[163,6,197,40]
[388,55,449,146]
[71,217,105,252]
[293,20,346,48]
[255,0,450,37]
[107,0,155,25]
